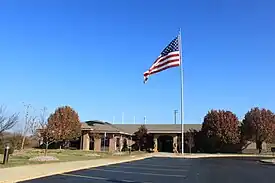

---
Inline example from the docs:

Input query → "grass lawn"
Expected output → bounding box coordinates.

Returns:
[0,149,146,168]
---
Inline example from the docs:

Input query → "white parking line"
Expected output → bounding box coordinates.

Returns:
[92,169,186,178]
[61,173,152,183]
[109,165,188,172]
[123,163,191,169]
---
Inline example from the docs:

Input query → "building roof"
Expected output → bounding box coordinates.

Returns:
[81,121,132,135]
[114,124,202,134]
[81,122,93,130]
[81,121,202,135]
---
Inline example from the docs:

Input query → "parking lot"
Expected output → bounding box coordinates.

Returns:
[19,157,190,183]
[19,156,275,183]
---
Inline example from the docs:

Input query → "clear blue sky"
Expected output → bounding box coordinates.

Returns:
[1,0,275,125]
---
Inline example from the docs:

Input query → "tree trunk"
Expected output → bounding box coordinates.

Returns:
[44,142,49,156]
[256,140,262,154]
[20,136,26,151]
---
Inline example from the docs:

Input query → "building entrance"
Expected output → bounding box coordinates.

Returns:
[158,135,173,152]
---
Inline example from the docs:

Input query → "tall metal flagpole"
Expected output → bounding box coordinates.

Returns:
[112,116,115,124]
[122,112,124,124]
[179,29,184,154]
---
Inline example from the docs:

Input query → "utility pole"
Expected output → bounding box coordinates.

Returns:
[174,110,178,124]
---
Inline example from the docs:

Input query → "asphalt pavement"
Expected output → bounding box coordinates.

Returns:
[19,156,275,183]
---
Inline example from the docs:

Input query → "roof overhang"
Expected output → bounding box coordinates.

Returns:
[147,130,182,134]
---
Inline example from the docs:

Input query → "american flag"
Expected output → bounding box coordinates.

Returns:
[144,36,180,83]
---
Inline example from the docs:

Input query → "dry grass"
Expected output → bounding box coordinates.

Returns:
[0,149,145,168]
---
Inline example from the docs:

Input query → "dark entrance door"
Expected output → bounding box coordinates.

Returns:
[158,135,173,152]
[89,137,94,150]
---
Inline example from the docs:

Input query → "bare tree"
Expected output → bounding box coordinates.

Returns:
[0,105,19,135]
[38,107,56,156]
[20,103,39,150]
[185,129,196,153]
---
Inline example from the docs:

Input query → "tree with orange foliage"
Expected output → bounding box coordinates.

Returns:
[202,110,240,152]
[242,107,275,153]
[47,106,81,149]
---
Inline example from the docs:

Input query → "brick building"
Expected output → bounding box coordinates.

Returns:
[81,121,199,152]
[80,121,273,153]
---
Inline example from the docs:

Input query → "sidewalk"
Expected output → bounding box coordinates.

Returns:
[0,154,152,183]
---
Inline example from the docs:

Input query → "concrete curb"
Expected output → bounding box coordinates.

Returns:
[0,154,153,183]
[151,153,274,159]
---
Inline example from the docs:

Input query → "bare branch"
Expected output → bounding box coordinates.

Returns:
[38,107,48,128]
[36,107,56,155]
[0,105,19,134]
[20,103,39,150]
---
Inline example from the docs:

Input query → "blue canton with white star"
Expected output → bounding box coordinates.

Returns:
[160,36,179,57]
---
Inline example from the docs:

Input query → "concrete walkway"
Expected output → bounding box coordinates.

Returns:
[0,154,151,183]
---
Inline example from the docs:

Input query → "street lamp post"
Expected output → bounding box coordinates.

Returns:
[3,144,10,164]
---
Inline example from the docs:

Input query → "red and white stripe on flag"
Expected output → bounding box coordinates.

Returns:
[143,36,180,83]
